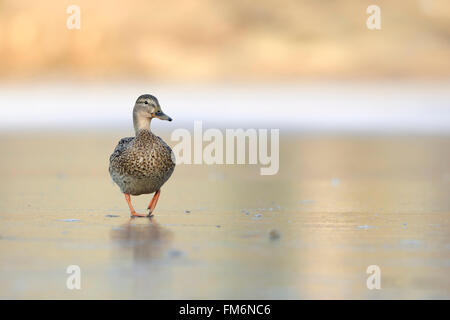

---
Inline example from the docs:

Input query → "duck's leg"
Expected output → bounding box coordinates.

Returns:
[147,189,161,215]
[125,194,147,217]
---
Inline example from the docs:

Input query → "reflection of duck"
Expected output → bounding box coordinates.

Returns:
[111,217,171,263]
[109,95,175,217]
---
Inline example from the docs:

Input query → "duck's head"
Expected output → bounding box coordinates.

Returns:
[134,94,172,122]
[133,94,172,133]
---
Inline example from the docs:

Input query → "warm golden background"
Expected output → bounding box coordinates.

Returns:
[0,1,449,300]
[0,0,449,81]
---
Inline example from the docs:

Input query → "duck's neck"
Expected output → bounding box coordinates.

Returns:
[133,111,152,135]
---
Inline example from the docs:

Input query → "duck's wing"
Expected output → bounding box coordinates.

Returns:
[109,137,134,166]
[151,136,176,170]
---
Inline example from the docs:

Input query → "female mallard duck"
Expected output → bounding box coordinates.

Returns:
[109,94,175,217]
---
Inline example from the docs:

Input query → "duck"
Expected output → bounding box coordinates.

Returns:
[109,94,175,217]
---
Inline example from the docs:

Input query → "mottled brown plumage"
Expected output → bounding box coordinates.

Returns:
[109,130,175,195]
[109,94,175,216]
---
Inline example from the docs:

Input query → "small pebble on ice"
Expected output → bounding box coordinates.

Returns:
[269,229,281,240]
[168,249,183,258]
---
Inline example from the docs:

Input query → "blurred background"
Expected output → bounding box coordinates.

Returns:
[0,0,449,299]
[1,0,449,81]
[0,0,449,131]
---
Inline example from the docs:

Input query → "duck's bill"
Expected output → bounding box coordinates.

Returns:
[155,112,172,121]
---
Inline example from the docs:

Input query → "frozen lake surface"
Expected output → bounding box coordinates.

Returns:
[0,132,449,299]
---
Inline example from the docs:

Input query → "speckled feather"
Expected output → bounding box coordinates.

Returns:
[109,129,175,195]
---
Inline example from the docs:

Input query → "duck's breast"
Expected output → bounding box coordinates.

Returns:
[109,131,175,195]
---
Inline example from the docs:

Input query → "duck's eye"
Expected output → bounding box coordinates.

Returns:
[144,101,148,105]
